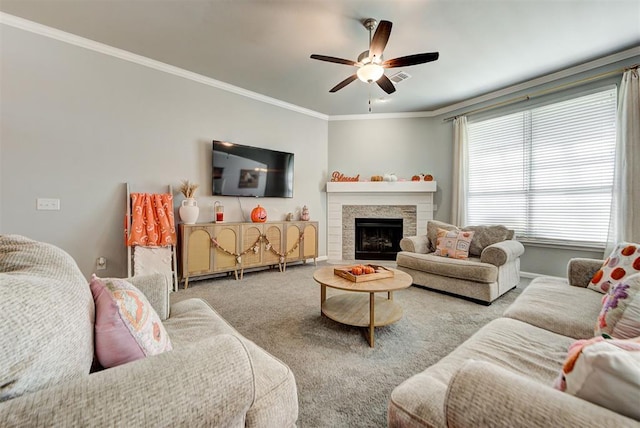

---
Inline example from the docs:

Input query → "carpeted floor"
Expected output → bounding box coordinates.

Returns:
[171,262,530,427]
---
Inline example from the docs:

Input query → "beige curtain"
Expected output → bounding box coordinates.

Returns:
[452,116,468,227]
[607,67,640,253]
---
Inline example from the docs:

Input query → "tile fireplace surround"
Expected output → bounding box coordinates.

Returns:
[326,181,437,261]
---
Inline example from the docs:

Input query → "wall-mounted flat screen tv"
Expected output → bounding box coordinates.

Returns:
[212,140,294,198]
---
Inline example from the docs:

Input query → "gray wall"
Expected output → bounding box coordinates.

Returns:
[0,25,328,278]
[328,117,453,223]
[327,55,640,277]
[2,21,635,280]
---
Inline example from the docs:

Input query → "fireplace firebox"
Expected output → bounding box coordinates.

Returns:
[355,218,403,260]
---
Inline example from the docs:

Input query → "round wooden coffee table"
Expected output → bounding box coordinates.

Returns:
[312,266,412,347]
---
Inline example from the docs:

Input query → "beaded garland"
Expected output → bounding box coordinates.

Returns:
[211,232,305,265]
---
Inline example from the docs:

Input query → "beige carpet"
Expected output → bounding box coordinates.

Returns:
[171,262,529,427]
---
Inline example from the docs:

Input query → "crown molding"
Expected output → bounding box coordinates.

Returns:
[2,12,637,123]
[0,12,330,121]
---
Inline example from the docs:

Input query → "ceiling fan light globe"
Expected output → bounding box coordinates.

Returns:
[357,63,384,83]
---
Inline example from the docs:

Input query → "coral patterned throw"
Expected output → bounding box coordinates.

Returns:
[90,275,172,368]
[127,193,177,247]
[588,242,640,294]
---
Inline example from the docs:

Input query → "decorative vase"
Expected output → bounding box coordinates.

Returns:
[301,205,310,221]
[179,198,199,224]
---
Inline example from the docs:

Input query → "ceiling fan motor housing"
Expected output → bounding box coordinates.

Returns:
[362,18,378,31]
[357,50,383,65]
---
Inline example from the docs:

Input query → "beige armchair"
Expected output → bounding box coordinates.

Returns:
[395,220,525,304]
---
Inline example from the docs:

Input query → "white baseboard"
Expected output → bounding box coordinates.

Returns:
[520,271,566,280]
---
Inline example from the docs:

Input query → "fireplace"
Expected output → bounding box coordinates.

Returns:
[355,218,403,260]
[326,180,436,261]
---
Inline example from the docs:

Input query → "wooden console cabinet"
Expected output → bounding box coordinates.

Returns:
[180,221,318,288]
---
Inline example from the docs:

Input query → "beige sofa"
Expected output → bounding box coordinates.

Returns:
[396,220,525,304]
[388,258,639,427]
[0,235,298,426]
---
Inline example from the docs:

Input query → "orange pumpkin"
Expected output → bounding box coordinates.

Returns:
[251,205,267,223]
[424,174,434,181]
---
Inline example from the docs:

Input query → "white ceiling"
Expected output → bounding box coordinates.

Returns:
[1,0,639,116]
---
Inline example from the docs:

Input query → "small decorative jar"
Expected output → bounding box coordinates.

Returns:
[301,205,310,221]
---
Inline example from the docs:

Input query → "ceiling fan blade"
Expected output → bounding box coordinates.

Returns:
[369,20,392,59]
[376,74,396,94]
[382,52,439,68]
[329,74,358,92]
[310,54,358,66]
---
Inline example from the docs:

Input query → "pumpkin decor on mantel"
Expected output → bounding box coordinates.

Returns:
[251,205,267,223]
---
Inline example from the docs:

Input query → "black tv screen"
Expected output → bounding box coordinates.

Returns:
[212,140,294,198]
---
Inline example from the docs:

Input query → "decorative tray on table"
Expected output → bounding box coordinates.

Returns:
[333,264,394,282]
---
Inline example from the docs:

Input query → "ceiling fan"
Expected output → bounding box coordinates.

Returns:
[310,18,439,94]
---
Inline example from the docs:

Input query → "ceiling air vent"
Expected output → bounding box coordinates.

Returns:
[389,71,412,84]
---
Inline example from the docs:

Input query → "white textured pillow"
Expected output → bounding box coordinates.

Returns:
[558,339,640,421]
[596,274,640,339]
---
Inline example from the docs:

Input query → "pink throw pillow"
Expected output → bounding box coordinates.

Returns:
[434,228,474,260]
[90,275,172,368]
[588,242,640,294]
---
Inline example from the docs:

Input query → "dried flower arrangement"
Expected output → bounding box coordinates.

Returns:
[180,180,199,198]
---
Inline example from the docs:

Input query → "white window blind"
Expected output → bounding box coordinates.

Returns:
[466,87,617,247]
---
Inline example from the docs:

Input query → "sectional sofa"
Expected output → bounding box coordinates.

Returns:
[388,257,639,427]
[0,235,298,426]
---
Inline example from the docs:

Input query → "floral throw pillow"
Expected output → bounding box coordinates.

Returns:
[595,273,640,339]
[588,242,640,294]
[90,275,172,368]
[434,228,474,260]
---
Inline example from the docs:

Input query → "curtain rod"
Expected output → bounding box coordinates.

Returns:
[443,63,639,122]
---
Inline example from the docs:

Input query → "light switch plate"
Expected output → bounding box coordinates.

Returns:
[37,198,60,210]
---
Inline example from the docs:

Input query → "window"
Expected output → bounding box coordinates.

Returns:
[466,87,617,247]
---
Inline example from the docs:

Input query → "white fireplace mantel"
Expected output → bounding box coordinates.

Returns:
[326,181,437,261]
[326,181,437,193]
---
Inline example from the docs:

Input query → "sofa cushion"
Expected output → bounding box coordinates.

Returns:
[503,276,603,339]
[445,359,636,428]
[396,251,498,283]
[0,235,94,401]
[554,336,640,421]
[90,276,173,368]
[588,242,640,294]
[434,228,474,259]
[596,274,640,339]
[389,317,573,428]
[164,298,298,426]
[463,224,514,257]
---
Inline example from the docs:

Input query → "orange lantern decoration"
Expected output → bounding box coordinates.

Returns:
[251,205,267,223]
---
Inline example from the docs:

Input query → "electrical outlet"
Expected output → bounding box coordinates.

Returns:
[37,198,60,210]
[96,257,107,270]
